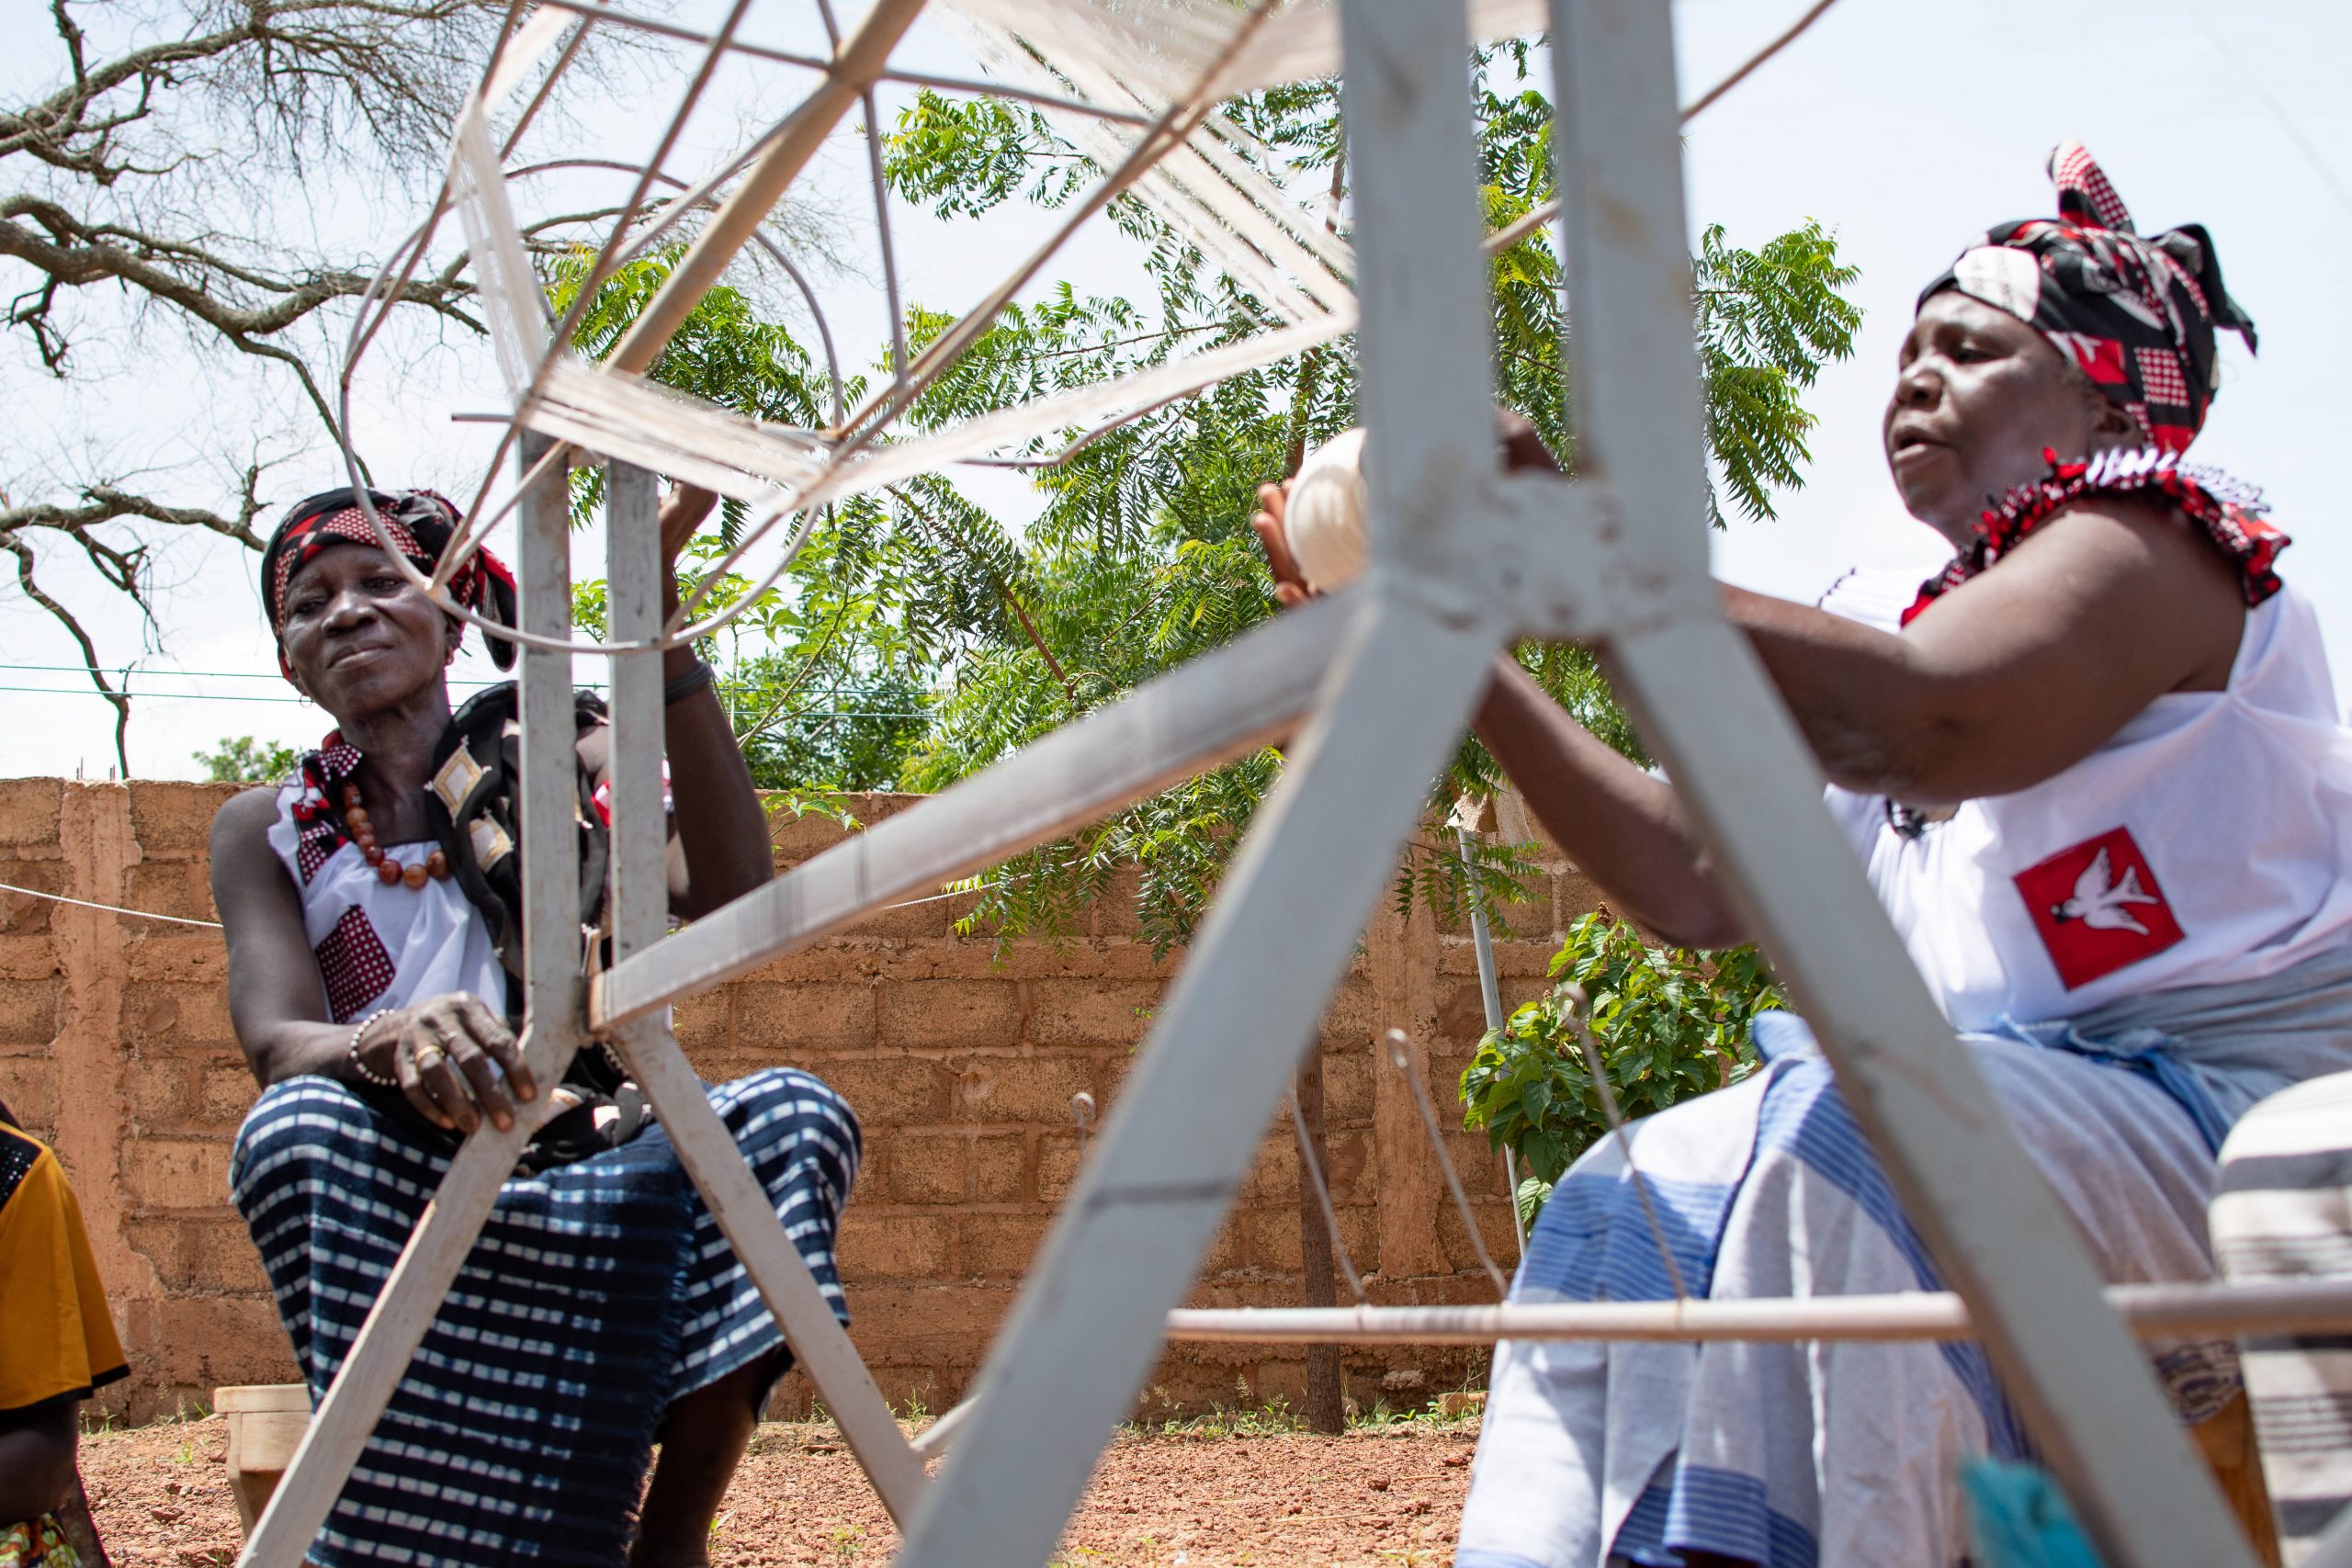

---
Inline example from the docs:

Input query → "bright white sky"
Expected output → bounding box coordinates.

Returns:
[1,0,2346,781]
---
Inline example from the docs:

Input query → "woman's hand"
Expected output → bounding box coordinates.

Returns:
[354,995,537,1134]
[1249,479,1314,609]
[1250,412,1560,610]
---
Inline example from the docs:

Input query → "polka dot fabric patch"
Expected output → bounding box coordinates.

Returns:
[315,906,395,1023]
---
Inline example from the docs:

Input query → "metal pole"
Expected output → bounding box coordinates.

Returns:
[1454,823,1523,1255]
[596,463,930,1523]
[1162,1279,2352,1344]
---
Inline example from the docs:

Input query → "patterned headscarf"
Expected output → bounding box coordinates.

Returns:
[1919,141,2256,454]
[261,488,517,682]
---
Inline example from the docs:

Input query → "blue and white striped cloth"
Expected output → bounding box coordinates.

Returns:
[2211,1070,2352,1563]
[1457,945,2352,1568]
[231,1067,859,1567]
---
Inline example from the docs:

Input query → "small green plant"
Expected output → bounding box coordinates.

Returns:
[830,1524,864,1562]
[195,735,298,784]
[1119,1385,1312,1440]
[762,789,862,836]
[1460,912,1785,1224]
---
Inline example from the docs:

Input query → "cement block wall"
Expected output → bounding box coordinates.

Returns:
[0,779,1598,1421]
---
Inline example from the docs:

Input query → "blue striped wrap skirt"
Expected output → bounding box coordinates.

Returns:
[1456,945,2352,1568]
[230,1067,860,1567]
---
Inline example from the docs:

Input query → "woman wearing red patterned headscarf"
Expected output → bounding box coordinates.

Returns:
[211,483,861,1568]
[1255,143,2350,1565]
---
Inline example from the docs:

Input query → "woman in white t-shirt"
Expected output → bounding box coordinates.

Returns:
[1255,142,2347,1567]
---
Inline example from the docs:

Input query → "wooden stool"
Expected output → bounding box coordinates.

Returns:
[2195,1392,2285,1568]
[215,1383,311,1537]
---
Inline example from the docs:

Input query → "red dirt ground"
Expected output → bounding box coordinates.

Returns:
[76,1410,1480,1566]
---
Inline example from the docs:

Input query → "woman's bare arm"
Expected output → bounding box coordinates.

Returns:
[654,487,775,919]
[1258,418,2245,949]
[1726,498,2245,806]
[1472,656,1743,946]
[1472,503,2239,944]
[212,787,350,1085]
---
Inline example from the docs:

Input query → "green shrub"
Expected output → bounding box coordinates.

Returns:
[195,735,297,784]
[1459,911,1785,1225]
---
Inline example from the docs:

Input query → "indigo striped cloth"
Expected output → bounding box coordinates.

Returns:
[1455,948,2352,1568]
[2211,1070,2352,1563]
[231,1067,859,1567]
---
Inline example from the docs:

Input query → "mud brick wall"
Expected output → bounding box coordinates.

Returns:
[0,779,1597,1422]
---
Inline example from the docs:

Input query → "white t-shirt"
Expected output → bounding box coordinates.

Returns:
[1819,570,2352,1030]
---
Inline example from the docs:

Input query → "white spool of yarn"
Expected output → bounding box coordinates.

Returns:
[1282,426,1369,592]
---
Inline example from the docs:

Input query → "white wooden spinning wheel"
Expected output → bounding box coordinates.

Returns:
[239,3,2280,1564]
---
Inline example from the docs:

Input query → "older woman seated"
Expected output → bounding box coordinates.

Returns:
[1260,143,2352,1567]
[213,483,857,1567]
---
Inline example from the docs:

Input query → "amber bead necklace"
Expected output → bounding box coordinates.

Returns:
[342,783,452,888]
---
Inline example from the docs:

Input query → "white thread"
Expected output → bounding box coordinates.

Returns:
[1283,426,1369,592]
[0,871,980,933]
[0,880,225,929]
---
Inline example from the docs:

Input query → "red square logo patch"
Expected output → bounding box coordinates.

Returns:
[2013,827,2184,990]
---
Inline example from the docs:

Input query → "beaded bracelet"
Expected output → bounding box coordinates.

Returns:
[345,1009,399,1088]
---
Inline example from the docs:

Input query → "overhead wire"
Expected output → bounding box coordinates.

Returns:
[2177,0,2352,227]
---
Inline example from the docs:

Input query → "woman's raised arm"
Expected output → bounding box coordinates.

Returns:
[1724,496,2244,807]
[652,485,778,919]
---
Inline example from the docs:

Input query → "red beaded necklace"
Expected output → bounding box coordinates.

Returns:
[342,783,452,888]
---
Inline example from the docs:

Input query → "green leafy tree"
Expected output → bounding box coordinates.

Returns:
[877,55,1858,949]
[547,51,1860,955]
[195,735,298,784]
[550,249,928,793]
[1459,912,1788,1225]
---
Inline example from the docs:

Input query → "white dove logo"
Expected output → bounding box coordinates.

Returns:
[2049,847,2162,935]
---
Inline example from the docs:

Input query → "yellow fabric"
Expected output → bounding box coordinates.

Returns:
[0,1127,126,1417]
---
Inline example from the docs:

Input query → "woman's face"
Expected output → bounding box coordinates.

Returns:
[277,545,458,716]
[1883,290,2133,545]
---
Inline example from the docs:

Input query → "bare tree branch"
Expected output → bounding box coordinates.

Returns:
[0,528,131,776]
[0,193,481,367]
[0,0,538,758]
[1,477,268,553]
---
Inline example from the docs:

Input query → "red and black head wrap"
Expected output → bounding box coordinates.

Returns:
[1919,141,2256,455]
[260,488,518,682]
[1902,145,2284,627]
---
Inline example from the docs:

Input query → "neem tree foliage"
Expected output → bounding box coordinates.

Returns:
[560,48,1858,1161]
